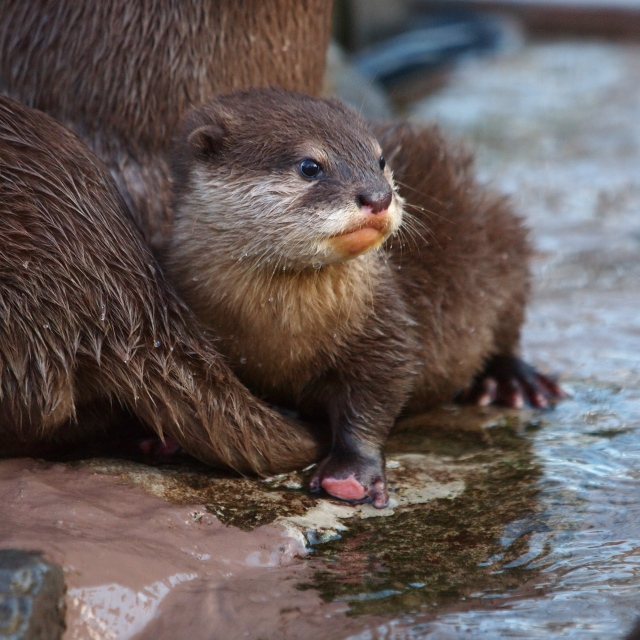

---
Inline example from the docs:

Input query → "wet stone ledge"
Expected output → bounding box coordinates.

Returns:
[79,402,544,613]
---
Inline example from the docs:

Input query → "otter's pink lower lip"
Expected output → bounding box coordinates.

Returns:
[327,226,386,257]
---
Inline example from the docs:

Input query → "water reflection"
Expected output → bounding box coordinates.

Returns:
[309,383,640,638]
[303,405,544,616]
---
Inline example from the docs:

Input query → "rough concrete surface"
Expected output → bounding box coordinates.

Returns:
[1,39,640,639]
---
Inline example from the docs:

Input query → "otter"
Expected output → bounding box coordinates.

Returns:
[0,2,562,507]
[0,94,319,474]
[162,89,562,507]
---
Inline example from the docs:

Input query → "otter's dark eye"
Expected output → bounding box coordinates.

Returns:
[379,155,386,171]
[298,159,322,179]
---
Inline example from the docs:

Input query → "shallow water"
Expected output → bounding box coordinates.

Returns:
[304,383,640,638]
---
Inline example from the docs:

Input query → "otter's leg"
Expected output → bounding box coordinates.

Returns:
[0,96,319,473]
[456,233,565,409]
[374,120,564,412]
[304,289,416,508]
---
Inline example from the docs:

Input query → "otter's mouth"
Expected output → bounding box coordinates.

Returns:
[327,218,393,258]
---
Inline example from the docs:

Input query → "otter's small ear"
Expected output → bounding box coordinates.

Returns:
[187,124,226,159]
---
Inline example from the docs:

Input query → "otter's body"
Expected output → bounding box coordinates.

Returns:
[162,90,555,506]
[0,0,329,473]
[378,123,532,412]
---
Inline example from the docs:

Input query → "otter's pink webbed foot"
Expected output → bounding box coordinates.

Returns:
[309,453,389,508]
[460,355,566,409]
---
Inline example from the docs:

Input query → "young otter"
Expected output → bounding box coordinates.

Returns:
[0,94,319,473]
[163,89,563,508]
[375,120,564,413]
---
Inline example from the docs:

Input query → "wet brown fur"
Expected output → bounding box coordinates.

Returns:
[376,121,530,412]
[0,0,332,473]
[0,1,532,486]
[0,95,319,473]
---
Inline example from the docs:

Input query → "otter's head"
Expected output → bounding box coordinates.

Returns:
[171,89,403,270]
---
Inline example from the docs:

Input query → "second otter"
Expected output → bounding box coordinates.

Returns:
[163,89,562,508]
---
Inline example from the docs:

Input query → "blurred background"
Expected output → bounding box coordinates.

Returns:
[329,0,640,117]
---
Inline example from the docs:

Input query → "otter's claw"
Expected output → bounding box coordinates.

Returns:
[460,355,566,409]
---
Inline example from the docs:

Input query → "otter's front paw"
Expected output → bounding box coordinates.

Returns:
[460,355,566,409]
[309,451,389,509]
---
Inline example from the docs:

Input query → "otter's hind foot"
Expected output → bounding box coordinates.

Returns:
[459,355,566,409]
[138,436,183,459]
[309,451,389,509]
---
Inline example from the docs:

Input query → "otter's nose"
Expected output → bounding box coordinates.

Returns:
[356,191,392,214]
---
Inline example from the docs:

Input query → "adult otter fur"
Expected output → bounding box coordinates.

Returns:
[0,94,319,473]
[0,0,332,473]
[163,89,562,507]
[0,0,333,252]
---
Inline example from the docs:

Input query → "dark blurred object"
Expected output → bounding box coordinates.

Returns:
[334,0,640,102]
[325,42,395,119]
[351,9,516,88]
[415,0,640,39]
[627,617,640,640]
[332,1,521,104]
[0,550,66,640]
